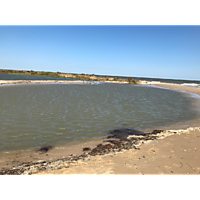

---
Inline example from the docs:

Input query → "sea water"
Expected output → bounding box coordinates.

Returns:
[0,83,199,153]
[0,73,74,80]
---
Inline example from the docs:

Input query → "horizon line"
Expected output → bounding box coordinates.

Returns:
[1,68,200,82]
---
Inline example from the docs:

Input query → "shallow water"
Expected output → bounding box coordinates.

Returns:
[0,73,74,80]
[0,83,199,153]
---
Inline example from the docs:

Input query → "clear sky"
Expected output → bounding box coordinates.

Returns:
[0,26,200,80]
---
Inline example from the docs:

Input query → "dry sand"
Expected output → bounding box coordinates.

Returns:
[36,82,200,175]
[151,82,200,96]
[37,131,200,175]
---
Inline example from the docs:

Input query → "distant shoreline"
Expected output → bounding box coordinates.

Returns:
[1,69,200,85]
[0,79,130,85]
[0,70,138,84]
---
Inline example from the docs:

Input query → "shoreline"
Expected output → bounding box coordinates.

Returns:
[0,80,129,85]
[1,126,200,175]
[1,81,200,174]
[0,80,97,85]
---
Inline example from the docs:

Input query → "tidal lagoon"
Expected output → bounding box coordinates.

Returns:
[0,82,199,153]
[1,73,200,175]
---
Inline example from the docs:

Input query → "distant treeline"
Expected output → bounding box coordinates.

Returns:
[0,69,139,84]
[0,69,62,78]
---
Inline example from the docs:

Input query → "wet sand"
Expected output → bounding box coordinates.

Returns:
[1,81,200,175]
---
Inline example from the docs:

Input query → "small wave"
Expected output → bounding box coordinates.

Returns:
[147,81,161,84]
[181,83,199,87]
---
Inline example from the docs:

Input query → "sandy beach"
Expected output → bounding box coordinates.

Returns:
[37,128,200,175]
[0,81,200,175]
[150,82,200,96]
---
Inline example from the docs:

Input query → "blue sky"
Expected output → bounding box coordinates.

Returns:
[0,26,200,80]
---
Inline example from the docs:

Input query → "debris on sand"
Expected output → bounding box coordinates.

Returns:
[36,146,53,154]
[1,127,198,175]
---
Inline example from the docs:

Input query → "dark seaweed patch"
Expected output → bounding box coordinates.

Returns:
[82,147,91,151]
[36,146,53,154]
[0,129,164,175]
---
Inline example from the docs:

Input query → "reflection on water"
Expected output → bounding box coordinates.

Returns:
[0,83,198,152]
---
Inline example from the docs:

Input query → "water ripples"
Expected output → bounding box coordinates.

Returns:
[0,83,199,152]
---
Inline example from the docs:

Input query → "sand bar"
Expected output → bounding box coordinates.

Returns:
[0,80,95,85]
[150,82,200,96]
[0,80,129,85]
